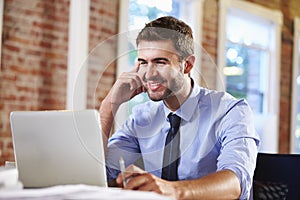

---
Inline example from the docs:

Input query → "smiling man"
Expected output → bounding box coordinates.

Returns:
[100,16,259,200]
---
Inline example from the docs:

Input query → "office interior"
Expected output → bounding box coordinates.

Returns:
[0,0,300,166]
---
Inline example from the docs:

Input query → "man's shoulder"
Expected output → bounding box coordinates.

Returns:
[197,87,230,103]
[197,87,250,111]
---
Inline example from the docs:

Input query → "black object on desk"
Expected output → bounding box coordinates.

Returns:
[253,153,300,200]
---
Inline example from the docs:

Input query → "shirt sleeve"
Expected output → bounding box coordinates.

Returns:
[216,99,260,199]
[106,118,142,181]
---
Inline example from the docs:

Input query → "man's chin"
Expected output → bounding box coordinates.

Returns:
[148,95,163,102]
[147,91,173,102]
[147,92,163,102]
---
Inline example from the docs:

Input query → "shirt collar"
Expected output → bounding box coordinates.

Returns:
[164,79,200,122]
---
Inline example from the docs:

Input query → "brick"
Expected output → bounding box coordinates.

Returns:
[0,0,73,162]
[4,44,20,52]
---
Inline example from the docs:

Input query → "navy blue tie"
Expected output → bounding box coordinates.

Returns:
[161,113,181,181]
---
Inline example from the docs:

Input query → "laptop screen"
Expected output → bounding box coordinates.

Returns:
[10,109,107,188]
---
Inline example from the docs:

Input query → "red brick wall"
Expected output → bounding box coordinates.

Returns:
[278,0,294,153]
[87,0,118,110]
[0,0,119,165]
[0,0,70,164]
[201,0,218,90]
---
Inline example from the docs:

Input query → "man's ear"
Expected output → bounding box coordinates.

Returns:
[184,55,195,74]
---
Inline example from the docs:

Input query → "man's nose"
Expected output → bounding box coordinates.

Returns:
[145,63,158,79]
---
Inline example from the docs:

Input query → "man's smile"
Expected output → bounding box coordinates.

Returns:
[147,81,164,91]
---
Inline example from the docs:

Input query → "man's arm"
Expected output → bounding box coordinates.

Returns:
[99,93,118,152]
[172,170,241,200]
[99,63,144,152]
[100,93,119,141]
[116,165,241,200]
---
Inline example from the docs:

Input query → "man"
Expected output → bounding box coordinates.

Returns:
[100,16,259,199]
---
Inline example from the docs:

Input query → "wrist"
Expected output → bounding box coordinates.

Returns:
[172,181,187,200]
[101,96,120,115]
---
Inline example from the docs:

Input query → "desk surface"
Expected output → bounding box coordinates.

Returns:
[0,184,171,200]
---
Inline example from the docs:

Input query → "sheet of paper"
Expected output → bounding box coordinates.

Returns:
[0,167,20,190]
[0,184,172,200]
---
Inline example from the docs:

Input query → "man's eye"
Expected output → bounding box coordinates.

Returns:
[139,62,147,67]
[156,61,166,65]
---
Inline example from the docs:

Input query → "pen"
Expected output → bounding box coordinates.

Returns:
[119,156,126,187]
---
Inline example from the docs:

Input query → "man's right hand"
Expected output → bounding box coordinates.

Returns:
[100,63,146,140]
[109,62,146,108]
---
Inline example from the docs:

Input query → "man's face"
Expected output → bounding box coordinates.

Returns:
[137,40,185,101]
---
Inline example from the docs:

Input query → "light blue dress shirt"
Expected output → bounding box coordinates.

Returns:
[106,81,260,199]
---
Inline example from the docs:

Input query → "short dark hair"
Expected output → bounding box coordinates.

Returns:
[136,16,194,61]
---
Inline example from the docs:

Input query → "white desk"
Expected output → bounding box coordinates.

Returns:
[0,163,171,200]
[0,184,171,200]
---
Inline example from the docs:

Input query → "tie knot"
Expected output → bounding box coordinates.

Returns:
[168,113,181,129]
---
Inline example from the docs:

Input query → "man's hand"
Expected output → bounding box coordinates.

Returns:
[100,63,146,149]
[109,63,146,108]
[115,165,242,200]
[116,165,179,199]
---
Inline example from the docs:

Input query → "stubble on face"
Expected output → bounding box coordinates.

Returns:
[137,40,186,104]
[144,64,185,102]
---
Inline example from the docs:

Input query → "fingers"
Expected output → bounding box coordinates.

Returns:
[115,165,176,198]
[118,73,142,90]
[119,165,152,190]
[128,62,143,92]
[132,61,140,73]
[126,164,146,174]
[116,165,146,186]
[122,63,144,89]
[112,72,143,103]
[133,62,147,93]
[126,174,150,190]
[124,173,165,194]
[110,63,146,108]
[136,180,160,193]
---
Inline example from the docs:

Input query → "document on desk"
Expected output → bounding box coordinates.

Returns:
[0,184,172,200]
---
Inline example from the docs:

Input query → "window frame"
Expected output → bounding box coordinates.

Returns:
[218,0,283,152]
[66,0,90,110]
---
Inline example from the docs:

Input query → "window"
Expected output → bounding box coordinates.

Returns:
[218,0,282,153]
[225,14,271,114]
[115,0,204,128]
[291,17,300,153]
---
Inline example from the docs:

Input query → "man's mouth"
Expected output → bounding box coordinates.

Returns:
[147,81,164,91]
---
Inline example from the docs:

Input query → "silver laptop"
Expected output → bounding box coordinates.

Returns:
[10,109,107,188]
